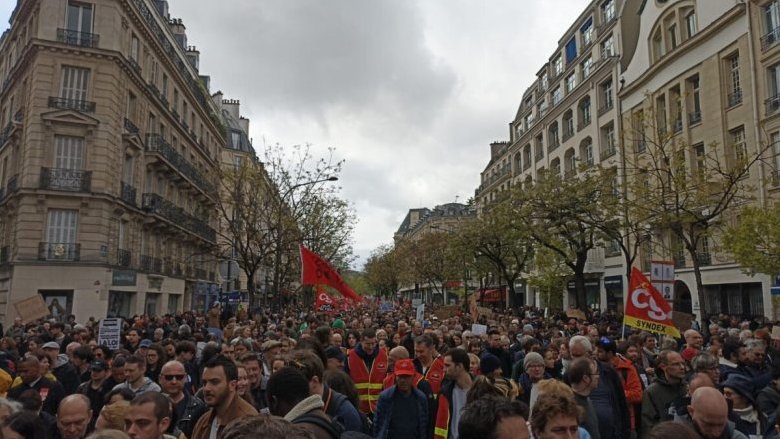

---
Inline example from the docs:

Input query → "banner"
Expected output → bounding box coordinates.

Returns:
[624,267,681,338]
[315,289,337,314]
[650,260,675,301]
[300,245,362,302]
[98,318,123,351]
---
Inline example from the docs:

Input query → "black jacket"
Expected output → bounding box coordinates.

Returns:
[8,376,66,416]
[173,392,208,439]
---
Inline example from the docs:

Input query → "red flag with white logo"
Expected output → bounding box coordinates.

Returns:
[300,245,363,302]
[315,288,337,314]
[624,267,681,338]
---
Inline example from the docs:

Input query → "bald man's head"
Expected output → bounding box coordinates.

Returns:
[689,387,728,439]
[389,346,409,361]
[688,373,715,395]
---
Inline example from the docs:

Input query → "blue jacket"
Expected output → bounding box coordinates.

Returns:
[372,385,428,439]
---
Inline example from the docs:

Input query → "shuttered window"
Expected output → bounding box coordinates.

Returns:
[60,66,90,101]
[47,210,78,244]
[54,136,84,170]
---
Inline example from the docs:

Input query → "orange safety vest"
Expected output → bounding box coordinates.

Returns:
[416,355,446,395]
[348,347,388,414]
[433,391,451,439]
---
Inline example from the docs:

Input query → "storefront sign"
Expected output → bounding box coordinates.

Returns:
[112,270,137,286]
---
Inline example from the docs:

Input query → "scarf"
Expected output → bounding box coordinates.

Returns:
[284,394,325,422]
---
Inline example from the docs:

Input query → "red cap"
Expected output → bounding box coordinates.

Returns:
[394,359,415,376]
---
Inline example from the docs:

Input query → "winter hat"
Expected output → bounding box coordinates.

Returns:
[480,353,502,375]
[721,373,756,404]
[332,319,345,330]
[523,352,545,371]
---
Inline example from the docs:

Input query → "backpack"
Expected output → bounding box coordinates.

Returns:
[292,413,344,439]
[326,390,372,435]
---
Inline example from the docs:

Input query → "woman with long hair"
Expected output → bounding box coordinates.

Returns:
[235,363,256,407]
[144,343,166,383]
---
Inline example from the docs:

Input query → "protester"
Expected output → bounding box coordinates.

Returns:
[372,359,428,439]
[458,395,530,439]
[191,356,257,439]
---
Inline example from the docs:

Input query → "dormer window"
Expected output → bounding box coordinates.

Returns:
[553,56,563,77]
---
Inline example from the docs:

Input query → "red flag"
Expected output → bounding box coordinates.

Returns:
[300,245,363,302]
[315,288,337,314]
[624,267,681,338]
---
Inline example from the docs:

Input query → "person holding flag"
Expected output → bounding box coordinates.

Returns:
[623,267,681,339]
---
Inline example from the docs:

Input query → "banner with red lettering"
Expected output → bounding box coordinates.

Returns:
[300,245,363,302]
[624,267,681,338]
[315,288,337,314]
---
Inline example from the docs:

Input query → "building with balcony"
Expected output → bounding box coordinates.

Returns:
[0,0,222,321]
[475,0,623,309]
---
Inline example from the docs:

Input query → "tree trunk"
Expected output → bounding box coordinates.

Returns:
[246,268,257,313]
[573,252,588,309]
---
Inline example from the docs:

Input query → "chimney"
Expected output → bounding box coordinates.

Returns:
[153,0,169,19]
[222,99,240,120]
[186,46,200,71]
[168,18,187,49]
[212,90,224,110]
[238,117,249,134]
[490,141,508,159]
[199,75,210,92]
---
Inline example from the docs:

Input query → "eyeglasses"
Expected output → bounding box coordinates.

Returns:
[163,374,185,381]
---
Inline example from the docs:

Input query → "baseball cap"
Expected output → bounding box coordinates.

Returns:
[42,341,60,350]
[139,339,153,348]
[681,347,700,362]
[90,360,109,371]
[394,359,415,376]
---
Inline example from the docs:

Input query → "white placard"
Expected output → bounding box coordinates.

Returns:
[416,303,425,322]
[98,318,123,352]
[471,323,487,336]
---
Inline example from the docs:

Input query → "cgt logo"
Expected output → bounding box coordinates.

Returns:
[318,293,333,304]
[631,288,668,321]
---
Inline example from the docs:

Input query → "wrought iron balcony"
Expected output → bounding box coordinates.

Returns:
[674,257,686,269]
[145,134,216,194]
[761,26,780,52]
[728,89,742,108]
[153,257,163,273]
[124,118,139,135]
[141,193,217,242]
[688,111,702,126]
[163,258,174,276]
[7,175,18,194]
[48,97,96,113]
[767,95,780,116]
[57,28,99,48]
[117,249,131,267]
[140,254,153,272]
[121,182,137,206]
[0,246,8,264]
[128,57,142,74]
[38,242,80,261]
[40,167,92,192]
[597,100,614,117]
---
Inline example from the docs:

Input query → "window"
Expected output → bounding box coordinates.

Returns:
[565,37,577,65]
[47,209,78,248]
[765,1,780,35]
[602,0,615,23]
[652,30,664,61]
[167,294,180,314]
[552,87,562,106]
[54,136,84,170]
[581,56,593,79]
[566,73,577,93]
[634,110,647,152]
[731,126,747,166]
[130,34,139,61]
[668,23,678,50]
[538,100,548,116]
[772,132,780,178]
[580,97,592,127]
[127,92,136,119]
[233,155,242,170]
[524,144,532,167]
[601,35,614,58]
[656,94,667,135]
[553,56,563,77]
[565,149,577,174]
[66,2,93,34]
[688,75,701,124]
[728,54,742,106]
[693,143,706,177]
[162,74,168,98]
[60,66,89,101]
[564,111,574,137]
[231,131,241,149]
[173,89,179,113]
[685,11,697,39]
[581,18,594,46]
[670,86,682,132]
[123,155,134,184]
[541,72,549,91]
[147,113,156,134]
[582,139,594,166]
[600,80,613,110]
[602,123,616,155]
[549,122,560,147]
[768,63,780,114]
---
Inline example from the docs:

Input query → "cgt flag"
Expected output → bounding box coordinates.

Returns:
[624,267,681,338]
[315,288,337,314]
[300,245,363,302]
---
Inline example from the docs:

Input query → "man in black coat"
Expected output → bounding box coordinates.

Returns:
[8,355,66,416]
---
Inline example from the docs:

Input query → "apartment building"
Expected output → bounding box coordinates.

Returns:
[475,0,623,309]
[0,0,223,321]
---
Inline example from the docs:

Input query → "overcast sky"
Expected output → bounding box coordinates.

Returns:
[1,0,585,268]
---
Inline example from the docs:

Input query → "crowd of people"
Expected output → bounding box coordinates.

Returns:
[0,300,775,439]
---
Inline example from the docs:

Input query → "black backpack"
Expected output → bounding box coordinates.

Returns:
[326,390,373,435]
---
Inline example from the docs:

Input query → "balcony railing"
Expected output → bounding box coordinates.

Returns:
[767,95,780,116]
[688,111,702,126]
[38,242,80,261]
[117,249,131,267]
[164,258,174,276]
[140,254,153,272]
[145,134,216,194]
[0,246,8,264]
[57,28,99,48]
[761,26,780,52]
[124,118,139,135]
[48,97,96,113]
[142,193,217,242]
[597,100,614,117]
[728,89,743,108]
[209,272,216,282]
[7,175,18,194]
[673,118,683,133]
[600,146,616,160]
[121,182,137,206]
[40,167,92,192]
[153,257,163,273]
[674,257,686,269]
[128,57,142,74]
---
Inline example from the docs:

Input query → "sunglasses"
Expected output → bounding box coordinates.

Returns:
[163,374,185,381]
